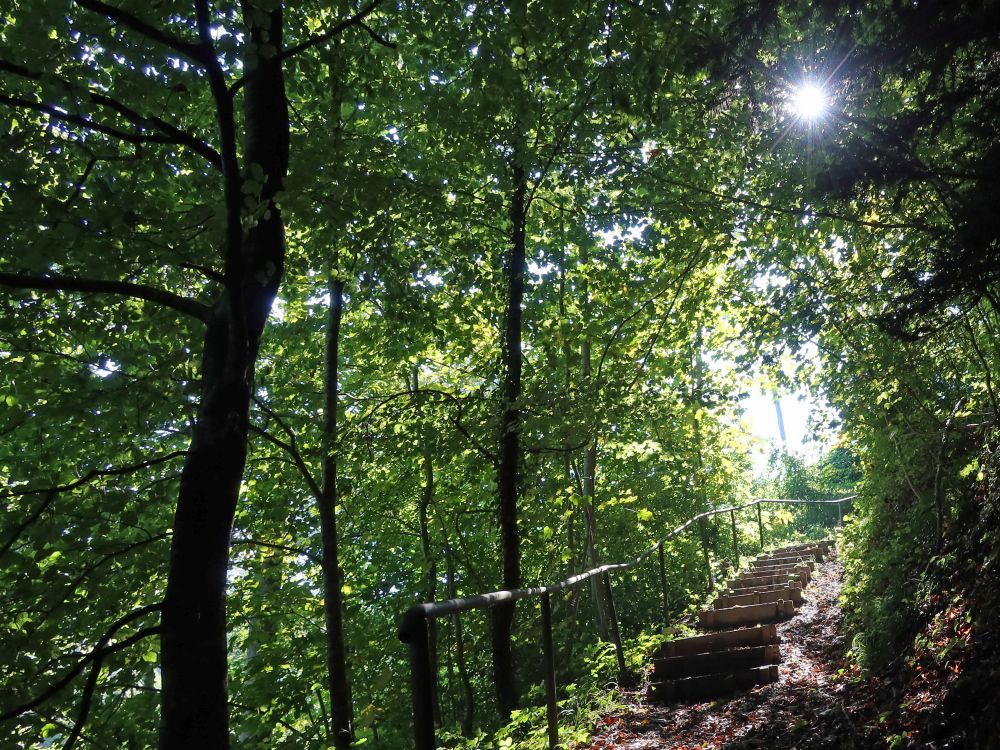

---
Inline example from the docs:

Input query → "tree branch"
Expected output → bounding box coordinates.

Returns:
[72,0,209,65]
[0,604,161,723]
[0,272,211,321]
[35,535,170,629]
[227,0,388,96]
[350,386,499,466]
[248,424,322,501]
[1,451,187,558]
[59,624,161,750]
[180,261,225,283]
[358,21,396,49]
[1,93,202,158]
[231,537,321,565]
[0,60,221,170]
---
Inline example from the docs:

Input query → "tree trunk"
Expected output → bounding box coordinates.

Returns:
[158,6,288,749]
[579,242,608,638]
[582,439,608,639]
[320,277,354,748]
[491,158,526,721]
[558,204,577,574]
[444,536,476,736]
[691,323,712,591]
[414,369,442,727]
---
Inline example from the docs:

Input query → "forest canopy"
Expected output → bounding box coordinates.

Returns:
[1,0,997,748]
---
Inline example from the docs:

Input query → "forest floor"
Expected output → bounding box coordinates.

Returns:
[576,558,880,750]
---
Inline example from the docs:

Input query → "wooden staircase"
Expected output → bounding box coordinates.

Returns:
[649,539,834,702]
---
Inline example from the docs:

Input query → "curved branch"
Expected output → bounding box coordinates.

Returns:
[231,537,322,565]
[60,624,160,750]
[594,246,705,385]
[0,604,161,723]
[341,386,499,466]
[1,451,187,558]
[35,535,170,628]
[358,22,396,49]
[0,60,221,170]
[249,424,322,501]
[0,94,217,170]
[0,272,211,321]
[72,0,208,66]
[227,0,388,96]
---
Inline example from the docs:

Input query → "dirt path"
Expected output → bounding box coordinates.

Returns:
[578,558,866,750]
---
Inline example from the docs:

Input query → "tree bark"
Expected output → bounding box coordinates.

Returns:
[414,369,442,727]
[491,158,526,721]
[443,535,475,736]
[320,277,354,748]
[579,241,608,638]
[158,5,288,749]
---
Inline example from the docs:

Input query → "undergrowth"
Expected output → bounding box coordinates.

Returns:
[836,428,1000,748]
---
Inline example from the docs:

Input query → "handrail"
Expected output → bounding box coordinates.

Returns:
[399,496,854,627]
[398,494,855,749]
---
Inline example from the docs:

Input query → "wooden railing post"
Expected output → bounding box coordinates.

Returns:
[757,503,765,551]
[729,509,740,569]
[698,517,713,591]
[540,593,558,750]
[657,542,669,625]
[602,572,631,687]
[399,608,436,750]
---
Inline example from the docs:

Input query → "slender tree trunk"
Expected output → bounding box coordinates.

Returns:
[413,369,442,727]
[579,242,608,638]
[582,439,608,638]
[558,204,577,573]
[159,6,288,748]
[443,535,476,736]
[691,323,712,591]
[320,277,354,748]
[491,158,526,721]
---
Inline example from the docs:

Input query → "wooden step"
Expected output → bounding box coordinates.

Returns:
[653,644,781,679]
[764,547,821,557]
[777,540,833,553]
[759,550,823,564]
[657,624,778,658]
[749,564,812,582]
[699,600,794,629]
[752,560,815,573]
[731,571,807,588]
[726,581,803,598]
[714,586,803,608]
[761,547,823,557]
[650,665,779,702]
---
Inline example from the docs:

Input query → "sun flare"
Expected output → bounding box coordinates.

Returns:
[789,82,829,121]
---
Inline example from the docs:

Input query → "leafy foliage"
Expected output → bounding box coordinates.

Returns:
[1,0,998,748]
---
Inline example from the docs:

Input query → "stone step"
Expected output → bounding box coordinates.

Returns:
[650,665,779,702]
[714,586,803,608]
[657,624,778,658]
[699,600,795,629]
[653,644,781,679]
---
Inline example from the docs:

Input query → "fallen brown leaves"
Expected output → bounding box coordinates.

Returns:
[576,559,864,750]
